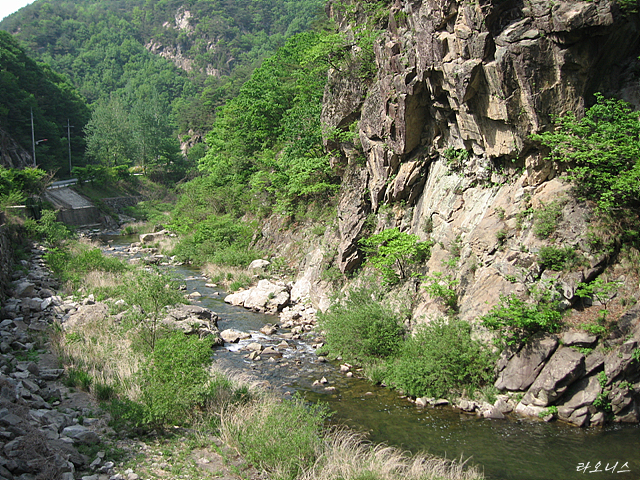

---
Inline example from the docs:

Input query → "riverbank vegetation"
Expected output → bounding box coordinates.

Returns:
[318,284,496,400]
[42,238,483,480]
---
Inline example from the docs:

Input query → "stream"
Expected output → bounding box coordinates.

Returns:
[100,234,640,480]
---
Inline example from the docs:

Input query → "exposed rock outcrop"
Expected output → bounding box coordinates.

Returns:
[318,0,640,321]
[162,304,223,345]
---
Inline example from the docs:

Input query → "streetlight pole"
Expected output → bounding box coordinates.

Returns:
[30,108,36,167]
[67,119,74,177]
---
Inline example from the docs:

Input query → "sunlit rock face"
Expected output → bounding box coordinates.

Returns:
[320,0,639,321]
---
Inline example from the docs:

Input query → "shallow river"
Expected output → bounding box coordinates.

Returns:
[101,235,640,480]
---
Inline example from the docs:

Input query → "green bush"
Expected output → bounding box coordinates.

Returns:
[137,332,215,427]
[318,287,404,364]
[171,215,261,267]
[532,94,640,215]
[224,395,328,480]
[24,209,73,247]
[537,245,579,271]
[421,271,459,312]
[385,319,494,399]
[45,245,128,289]
[481,293,564,346]
[360,228,432,284]
[533,201,563,239]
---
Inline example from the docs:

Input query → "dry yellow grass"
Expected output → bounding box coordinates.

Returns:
[305,429,483,480]
[202,262,257,289]
[51,313,144,401]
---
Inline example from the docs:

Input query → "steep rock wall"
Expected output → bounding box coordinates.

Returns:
[320,0,640,320]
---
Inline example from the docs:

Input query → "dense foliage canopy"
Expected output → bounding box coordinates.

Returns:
[1,0,324,139]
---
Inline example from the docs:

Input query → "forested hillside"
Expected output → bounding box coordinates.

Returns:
[0,31,89,173]
[0,0,325,140]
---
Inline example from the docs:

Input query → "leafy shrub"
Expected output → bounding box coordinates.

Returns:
[582,323,607,336]
[23,209,72,247]
[0,166,48,197]
[137,332,215,427]
[222,395,328,480]
[538,405,558,418]
[537,246,579,271]
[481,293,564,346]
[385,319,494,399]
[171,215,260,267]
[121,269,185,351]
[421,271,459,312]
[575,277,622,309]
[532,94,640,215]
[318,287,404,364]
[533,201,563,239]
[45,245,128,289]
[593,371,612,412]
[360,228,432,284]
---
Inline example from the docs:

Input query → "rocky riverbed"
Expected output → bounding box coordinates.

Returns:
[0,244,268,480]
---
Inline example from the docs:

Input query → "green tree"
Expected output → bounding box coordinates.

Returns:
[84,95,135,167]
[360,228,432,283]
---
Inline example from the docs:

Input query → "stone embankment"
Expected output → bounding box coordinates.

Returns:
[498,313,640,427]
[0,244,115,480]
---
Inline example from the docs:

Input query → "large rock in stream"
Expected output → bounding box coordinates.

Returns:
[162,304,223,345]
[224,280,290,314]
[556,375,601,427]
[495,334,558,391]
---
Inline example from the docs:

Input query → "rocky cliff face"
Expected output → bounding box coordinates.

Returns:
[320,0,640,320]
[0,127,32,170]
[280,0,640,427]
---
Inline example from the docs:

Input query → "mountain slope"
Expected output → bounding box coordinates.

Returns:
[0,0,326,138]
[0,31,89,172]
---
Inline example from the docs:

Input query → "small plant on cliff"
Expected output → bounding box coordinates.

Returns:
[537,245,581,271]
[480,292,563,347]
[532,200,564,239]
[318,286,405,364]
[360,228,432,284]
[538,405,558,419]
[385,318,495,399]
[443,147,471,172]
[421,272,459,312]
[575,276,622,310]
[593,371,612,412]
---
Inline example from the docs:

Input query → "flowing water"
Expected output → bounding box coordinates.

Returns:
[100,235,640,480]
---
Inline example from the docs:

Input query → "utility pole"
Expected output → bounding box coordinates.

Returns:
[30,108,36,167]
[67,119,74,177]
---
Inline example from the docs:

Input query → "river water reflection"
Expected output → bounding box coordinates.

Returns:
[100,235,640,480]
